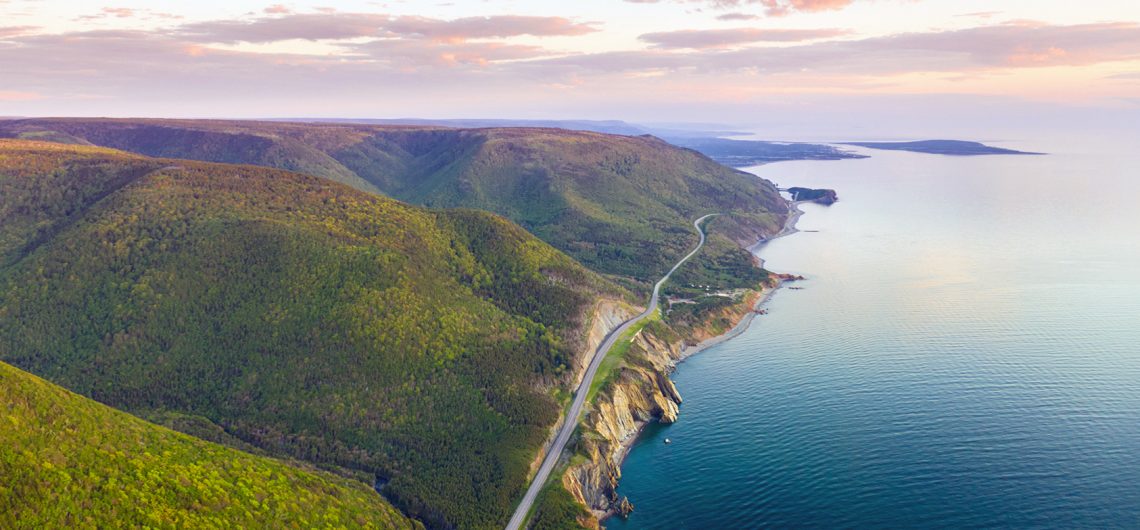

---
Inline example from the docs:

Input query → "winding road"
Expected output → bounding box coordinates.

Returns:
[505,214,718,530]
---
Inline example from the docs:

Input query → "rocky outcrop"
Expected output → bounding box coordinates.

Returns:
[575,300,641,386]
[560,282,780,526]
[526,299,641,481]
[787,187,838,205]
[561,325,685,523]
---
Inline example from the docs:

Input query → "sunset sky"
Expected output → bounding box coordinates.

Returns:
[3,1,1139,134]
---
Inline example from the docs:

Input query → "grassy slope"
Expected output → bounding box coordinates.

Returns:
[0,360,420,529]
[0,140,625,529]
[0,119,789,292]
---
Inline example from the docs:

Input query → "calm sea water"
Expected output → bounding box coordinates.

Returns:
[611,132,1140,528]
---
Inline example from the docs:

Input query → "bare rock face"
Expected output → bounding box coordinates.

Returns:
[616,497,635,518]
[574,300,640,385]
[562,326,685,523]
[558,283,774,526]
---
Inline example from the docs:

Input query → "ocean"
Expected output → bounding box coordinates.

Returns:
[609,131,1140,528]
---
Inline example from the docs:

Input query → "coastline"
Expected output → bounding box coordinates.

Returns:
[679,199,806,362]
[598,199,808,516]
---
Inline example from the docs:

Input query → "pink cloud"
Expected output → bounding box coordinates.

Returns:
[625,0,857,15]
[761,0,855,16]
[102,7,135,18]
[533,22,1140,74]
[177,13,599,44]
[0,90,43,101]
[351,39,550,68]
[716,13,760,21]
[264,4,292,15]
[640,27,851,49]
[957,11,1003,19]
[0,26,38,38]
[2,19,1138,117]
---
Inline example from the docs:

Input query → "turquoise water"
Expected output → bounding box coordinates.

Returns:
[611,132,1140,528]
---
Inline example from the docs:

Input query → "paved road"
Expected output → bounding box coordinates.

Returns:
[505,214,718,530]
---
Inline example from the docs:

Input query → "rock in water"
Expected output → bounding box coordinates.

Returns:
[617,497,635,518]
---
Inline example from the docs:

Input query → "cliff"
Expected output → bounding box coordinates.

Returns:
[562,326,684,524]
[559,282,774,526]
[525,299,641,480]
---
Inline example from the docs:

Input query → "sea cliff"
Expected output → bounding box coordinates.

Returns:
[533,201,803,529]
[560,280,781,526]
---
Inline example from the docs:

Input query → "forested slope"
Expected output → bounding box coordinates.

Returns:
[0,140,626,529]
[0,361,420,529]
[1,119,789,291]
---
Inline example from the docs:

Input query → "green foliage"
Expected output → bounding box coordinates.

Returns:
[0,361,420,529]
[667,218,768,295]
[529,471,591,530]
[0,140,626,529]
[587,309,661,402]
[1,119,790,292]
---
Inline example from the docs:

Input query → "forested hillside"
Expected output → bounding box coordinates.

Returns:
[0,119,789,291]
[0,361,420,529]
[0,140,627,529]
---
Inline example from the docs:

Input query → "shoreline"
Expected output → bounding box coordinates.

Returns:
[679,199,806,362]
[599,200,808,519]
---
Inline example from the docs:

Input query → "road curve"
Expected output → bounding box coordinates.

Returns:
[505,214,719,530]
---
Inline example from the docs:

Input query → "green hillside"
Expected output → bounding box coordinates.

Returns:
[0,140,626,529]
[0,360,419,529]
[0,119,789,291]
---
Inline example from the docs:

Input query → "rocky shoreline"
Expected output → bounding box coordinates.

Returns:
[561,200,808,527]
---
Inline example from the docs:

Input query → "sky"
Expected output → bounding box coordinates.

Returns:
[2,0,1139,135]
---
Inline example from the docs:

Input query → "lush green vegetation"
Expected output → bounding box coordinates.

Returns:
[587,309,661,402]
[0,119,790,292]
[0,360,420,529]
[529,467,591,530]
[0,119,789,528]
[666,216,768,296]
[0,140,628,529]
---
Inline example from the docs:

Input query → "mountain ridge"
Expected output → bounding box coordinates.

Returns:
[0,139,628,529]
[0,118,790,292]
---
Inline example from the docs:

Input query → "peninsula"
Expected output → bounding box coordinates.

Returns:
[842,139,1044,156]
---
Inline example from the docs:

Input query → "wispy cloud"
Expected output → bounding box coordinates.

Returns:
[0,25,37,38]
[760,0,856,17]
[176,13,599,44]
[0,90,43,101]
[957,11,1003,19]
[640,27,851,49]
[625,0,857,16]
[540,22,1140,74]
[2,9,1138,118]
[716,13,759,21]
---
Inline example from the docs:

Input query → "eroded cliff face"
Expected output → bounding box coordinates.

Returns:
[562,326,685,524]
[576,300,642,386]
[526,299,641,480]
[560,284,777,527]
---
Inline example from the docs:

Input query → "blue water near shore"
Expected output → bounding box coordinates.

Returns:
[610,132,1140,528]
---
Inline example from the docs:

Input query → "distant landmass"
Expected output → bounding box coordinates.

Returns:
[665,137,867,167]
[270,118,867,166]
[842,139,1043,156]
